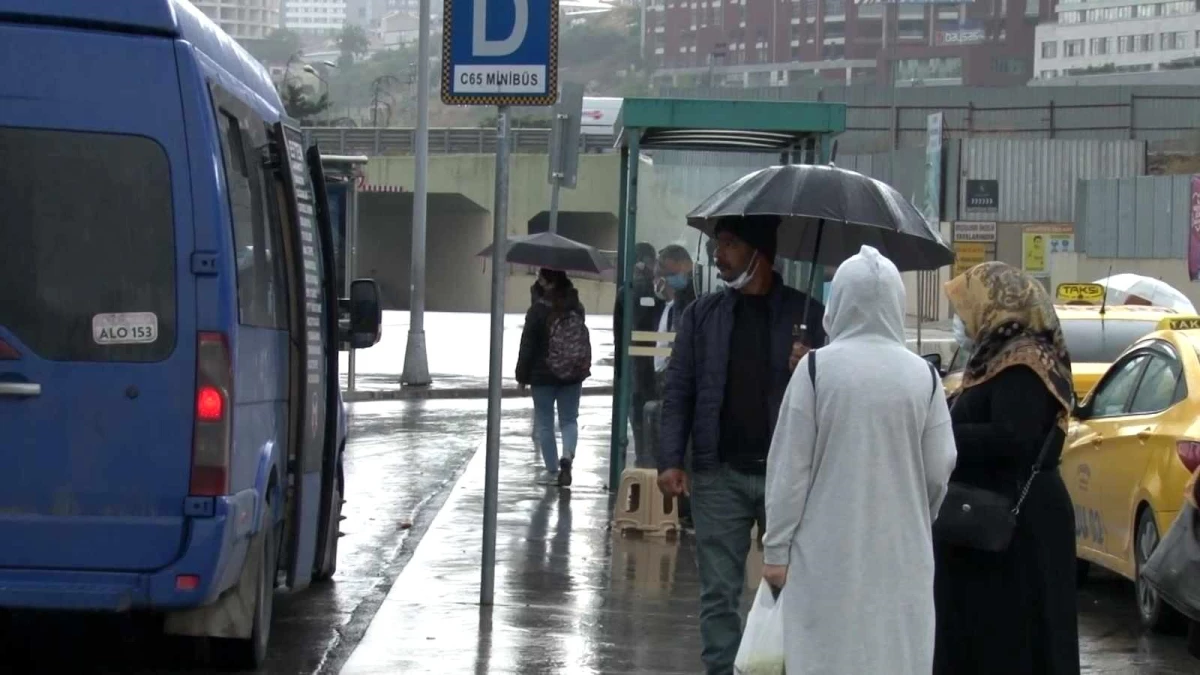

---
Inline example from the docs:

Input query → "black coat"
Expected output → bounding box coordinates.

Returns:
[657,273,825,473]
[613,276,663,399]
[934,365,1081,675]
[516,288,588,387]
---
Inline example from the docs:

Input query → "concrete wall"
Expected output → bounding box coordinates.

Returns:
[363,153,622,313]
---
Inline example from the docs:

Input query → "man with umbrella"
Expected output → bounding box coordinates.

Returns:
[657,214,825,675]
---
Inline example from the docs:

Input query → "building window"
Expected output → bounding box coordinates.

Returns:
[1137,3,1159,17]
[1040,69,1059,78]
[1060,10,1082,23]
[1041,41,1057,58]
[993,57,1029,74]
[1163,0,1195,15]
[1063,39,1085,57]
[1161,30,1188,50]
[894,56,963,82]
[1089,37,1111,55]
[1136,33,1154,51]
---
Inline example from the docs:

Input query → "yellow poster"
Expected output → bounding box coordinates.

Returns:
[953,242,988,277]
[1022,225,1074,275]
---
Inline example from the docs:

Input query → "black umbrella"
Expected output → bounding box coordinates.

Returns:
[687,163,954,341]
[687,163,953,271]
[476,231,614,274]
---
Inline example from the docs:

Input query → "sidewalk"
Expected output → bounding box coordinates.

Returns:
[338,397,724,675]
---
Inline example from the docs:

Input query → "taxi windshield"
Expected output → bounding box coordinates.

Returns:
[1060,319,1161,363]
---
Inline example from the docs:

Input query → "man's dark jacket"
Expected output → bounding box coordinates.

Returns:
[657,273,826,473]
[613,276,663,397]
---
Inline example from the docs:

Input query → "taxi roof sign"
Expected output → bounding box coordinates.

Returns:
[1157,316,1200,331]
[1056,283,1105,305]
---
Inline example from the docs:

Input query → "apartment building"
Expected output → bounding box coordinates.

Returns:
[284,0,349,34]
[1034,0,1200,80]
[645,0,1054,88]
[193,0,281,40]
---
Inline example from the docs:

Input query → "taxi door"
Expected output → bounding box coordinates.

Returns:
[1066,352,1150,564]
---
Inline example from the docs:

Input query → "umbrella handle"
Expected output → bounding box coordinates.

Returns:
[798,219,826,346]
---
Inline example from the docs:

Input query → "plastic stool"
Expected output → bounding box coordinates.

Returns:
[612,468,679,536]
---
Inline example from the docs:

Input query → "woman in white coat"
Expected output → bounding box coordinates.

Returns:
[761,245,957,675]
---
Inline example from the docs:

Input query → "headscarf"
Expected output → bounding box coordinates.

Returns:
[943,262,1074,428]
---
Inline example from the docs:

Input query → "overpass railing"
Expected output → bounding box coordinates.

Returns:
[301,127,616,156]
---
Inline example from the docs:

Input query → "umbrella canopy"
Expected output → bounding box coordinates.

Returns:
[476,231,613,275]
[686,164,954,272]
[1094,274,1197,314]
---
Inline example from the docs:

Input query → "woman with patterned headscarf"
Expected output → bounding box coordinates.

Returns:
[934,262,1081,675]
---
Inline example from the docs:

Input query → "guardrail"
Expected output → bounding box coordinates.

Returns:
[301,127,616,156]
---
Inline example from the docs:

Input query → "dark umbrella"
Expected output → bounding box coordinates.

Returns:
[687,163,954,340]
[476,231,614,274]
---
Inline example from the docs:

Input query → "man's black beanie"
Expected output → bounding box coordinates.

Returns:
[714,214,780,260]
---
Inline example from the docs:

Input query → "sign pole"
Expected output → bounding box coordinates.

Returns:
[545,83,583,234]
[402,0,433,387]
[481,106,510,607]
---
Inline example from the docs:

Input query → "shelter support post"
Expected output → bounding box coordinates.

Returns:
[611,136,639,493]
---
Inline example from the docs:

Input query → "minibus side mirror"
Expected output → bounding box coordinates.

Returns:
[922,352,944,376]
[342,279,382,349]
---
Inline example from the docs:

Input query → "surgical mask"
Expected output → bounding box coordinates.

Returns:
[667,273,690,291]
[725,253,759,291]
[952,314,975,351]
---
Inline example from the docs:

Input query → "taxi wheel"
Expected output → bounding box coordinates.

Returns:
[1135,507,1185,633]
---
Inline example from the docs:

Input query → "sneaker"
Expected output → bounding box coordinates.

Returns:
[536,470,558,485]
[557,458,573,487]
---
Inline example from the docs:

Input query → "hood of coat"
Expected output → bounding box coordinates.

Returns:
[823,245,906,345]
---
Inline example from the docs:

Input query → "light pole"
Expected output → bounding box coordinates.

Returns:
[401,0,432,387]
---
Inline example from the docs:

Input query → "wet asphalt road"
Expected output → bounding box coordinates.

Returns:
[0,395,1198,672]
[0,399,495,674]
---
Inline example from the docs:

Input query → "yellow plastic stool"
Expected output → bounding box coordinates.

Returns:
[612,468,679,536]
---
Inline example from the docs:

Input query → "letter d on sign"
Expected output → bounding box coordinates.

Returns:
[473,0,528,57]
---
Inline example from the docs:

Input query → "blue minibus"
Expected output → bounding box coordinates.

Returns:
[0,0,382,667]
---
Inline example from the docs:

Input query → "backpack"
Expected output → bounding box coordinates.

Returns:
[546,311,592,382]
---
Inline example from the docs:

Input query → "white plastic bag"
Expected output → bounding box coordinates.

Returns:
[734,581,786,675]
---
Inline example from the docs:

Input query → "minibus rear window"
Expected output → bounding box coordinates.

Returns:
[0,126,176,362]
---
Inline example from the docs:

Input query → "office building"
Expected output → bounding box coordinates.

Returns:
[644,0,1053,88]
[1034,0,1200,80]
[193,0,281,40]
[284,0,349,34]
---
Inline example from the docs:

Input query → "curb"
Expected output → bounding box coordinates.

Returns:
[343,384,614,402]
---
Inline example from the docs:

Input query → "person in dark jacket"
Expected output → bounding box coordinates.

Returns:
[517,268,589,487]
[613,242,662,467]
[657,214,826,675]
[935,262,1080,675]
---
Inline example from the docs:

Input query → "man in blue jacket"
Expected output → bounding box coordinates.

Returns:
[657,214,826,675]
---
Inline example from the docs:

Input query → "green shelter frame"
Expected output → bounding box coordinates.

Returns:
[609,97,848,492]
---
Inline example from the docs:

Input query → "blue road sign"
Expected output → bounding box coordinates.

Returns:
[442,0,559,106]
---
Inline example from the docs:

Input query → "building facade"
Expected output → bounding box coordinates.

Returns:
[193,0,281,40]
[1034,0,1200,80]
[284,0,349,34]
[645,0,1054,87]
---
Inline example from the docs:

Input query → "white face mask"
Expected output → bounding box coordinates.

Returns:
[724,252,759,291]
[952,314,975,351]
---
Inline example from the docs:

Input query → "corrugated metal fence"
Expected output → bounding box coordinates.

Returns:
[1076,175,1192,259]
[655,84,1200,152]
[301,127,614,155]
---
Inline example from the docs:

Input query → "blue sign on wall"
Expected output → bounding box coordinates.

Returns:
[441,0,559,106]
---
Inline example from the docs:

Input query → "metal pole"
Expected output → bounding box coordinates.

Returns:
[347,173,360,390]
[481,106,510,607]
[547,180,561,233]
[401,0,432,387]
[547,114,564,233]
[611,133,639,492]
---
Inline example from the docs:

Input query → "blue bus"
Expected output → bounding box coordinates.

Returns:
[0,0,382,667]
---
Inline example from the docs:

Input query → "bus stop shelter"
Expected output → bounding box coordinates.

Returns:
[609,97,847,491]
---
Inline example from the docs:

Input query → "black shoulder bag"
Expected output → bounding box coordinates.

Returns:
[933,406,1061,553]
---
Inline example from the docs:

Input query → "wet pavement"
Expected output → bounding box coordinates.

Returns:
[0,398,498,674]
[339,398,1200,675]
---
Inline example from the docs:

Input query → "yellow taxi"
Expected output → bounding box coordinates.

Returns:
[940,284,1185,398]
[1063,314,1200,631]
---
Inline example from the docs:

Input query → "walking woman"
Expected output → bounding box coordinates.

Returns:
[935,262,1081,675]
[516,268,591,487]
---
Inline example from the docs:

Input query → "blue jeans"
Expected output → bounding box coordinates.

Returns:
[531,383,582,472]
[691,465,767,675]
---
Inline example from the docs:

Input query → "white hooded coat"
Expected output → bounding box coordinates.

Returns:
[762,245,957,675]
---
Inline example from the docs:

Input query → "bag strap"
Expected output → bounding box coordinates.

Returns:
[1013,415,1064,516]
[926,362,939,404]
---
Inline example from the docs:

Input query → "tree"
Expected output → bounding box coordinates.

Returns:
[244,28,302,65]
[282,83,332,124]
[337,24,372,66]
